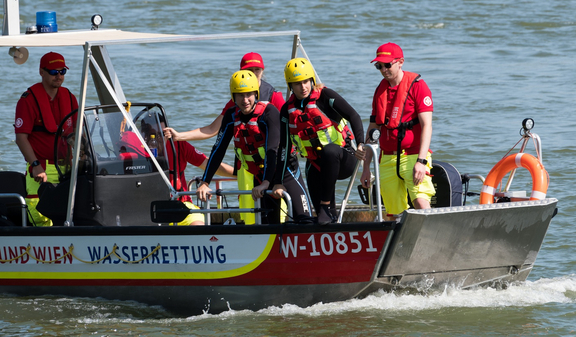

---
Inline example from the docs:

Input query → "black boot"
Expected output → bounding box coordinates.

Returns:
[317,205,334,225]
[295,214,315,225]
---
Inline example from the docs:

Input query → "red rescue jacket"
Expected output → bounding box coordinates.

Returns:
[286,88,353,162]
[233,101,268,176]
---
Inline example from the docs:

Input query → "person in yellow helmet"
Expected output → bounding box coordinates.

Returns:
[273,58,366,225]
[195,70,283,224]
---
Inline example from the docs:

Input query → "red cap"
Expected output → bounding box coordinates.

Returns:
[240,52,265,70]
[371,43,403,63]
[40,52,69,70]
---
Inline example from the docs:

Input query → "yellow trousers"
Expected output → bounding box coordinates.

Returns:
[25,161,59,227]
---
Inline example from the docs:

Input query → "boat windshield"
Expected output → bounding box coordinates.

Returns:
[81,103,169,176]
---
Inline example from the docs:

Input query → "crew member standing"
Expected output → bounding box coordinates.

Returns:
[14,52,78,226]
[359,43,435,219]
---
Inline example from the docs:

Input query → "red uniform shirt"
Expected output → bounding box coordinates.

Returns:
[166,141,207,203]
[14,86,78,161]
[372,79,433,155]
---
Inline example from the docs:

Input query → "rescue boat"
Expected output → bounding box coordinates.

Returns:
[0,2,557,315]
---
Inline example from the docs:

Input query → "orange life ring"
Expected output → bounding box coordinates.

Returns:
[480,153,548,204]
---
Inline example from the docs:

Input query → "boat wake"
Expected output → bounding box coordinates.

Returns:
[192,274,576,320]
[2,277,574,325]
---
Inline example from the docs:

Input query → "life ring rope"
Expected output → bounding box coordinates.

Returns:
[480,153,549,204]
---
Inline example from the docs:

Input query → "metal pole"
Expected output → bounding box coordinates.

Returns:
[366,144,384,222]
[64,43,92,226]
[504,133,531,192]
[286,33,300,101]
[337,160,361,223]
[2,0,20,36]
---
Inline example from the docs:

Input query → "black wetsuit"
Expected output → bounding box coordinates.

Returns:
[276,87,365,216]
[203,103,312,224]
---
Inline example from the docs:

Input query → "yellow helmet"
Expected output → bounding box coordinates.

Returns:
[284,58,316,86]
[230,70,259,101]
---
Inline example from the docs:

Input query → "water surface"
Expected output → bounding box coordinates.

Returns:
[0,0,575,335]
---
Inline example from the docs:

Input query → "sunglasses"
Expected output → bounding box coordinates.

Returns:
[43,68,67,76]
[374,60,398,70]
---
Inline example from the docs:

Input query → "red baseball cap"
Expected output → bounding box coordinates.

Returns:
[371,43,403,63]
[40,52,69,70]
[240,52,265,70]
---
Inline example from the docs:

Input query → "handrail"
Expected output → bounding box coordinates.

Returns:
[337,160,361,223]
[174,189,293,226]
[0,193,27,227]
[187,176,237,209]
[504,131,542,192]
[337,143,383,223]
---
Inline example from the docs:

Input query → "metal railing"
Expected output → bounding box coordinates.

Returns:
[338,143,384,223]
[0,193,27,227]
[174,189,293,226]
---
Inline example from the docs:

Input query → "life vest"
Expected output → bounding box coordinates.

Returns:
[372,71,421,129]
[287,88,353,161]
[173,143,191,203]
[372,71,422,180]
[169,142,185,191]
[25,83,74,134]
[233,101,268,176]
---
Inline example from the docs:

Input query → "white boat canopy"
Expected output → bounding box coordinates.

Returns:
[0,28,304,47]
[0,29,180,47]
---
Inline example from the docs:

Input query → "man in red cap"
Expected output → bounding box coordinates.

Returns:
[14,52,78,226]
[359,43,435,219]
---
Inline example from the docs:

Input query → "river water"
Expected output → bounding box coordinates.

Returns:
[0,0,575,335]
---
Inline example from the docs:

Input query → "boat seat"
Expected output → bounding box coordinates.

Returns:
[0,171,27,226]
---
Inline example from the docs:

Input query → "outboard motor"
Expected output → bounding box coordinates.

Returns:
[37,103,171,226]
[430,160,464,207]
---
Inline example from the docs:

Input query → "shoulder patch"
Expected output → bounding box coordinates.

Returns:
[21,91,29,98]
[194,147,204,156]
[423,96,432,107]
[15,117,24,128]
